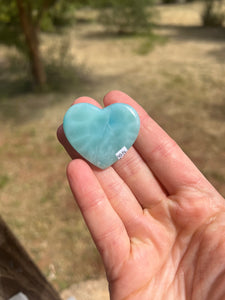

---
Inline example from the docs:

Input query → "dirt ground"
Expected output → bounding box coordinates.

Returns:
[61,278,109,300]
[0,2,224,296]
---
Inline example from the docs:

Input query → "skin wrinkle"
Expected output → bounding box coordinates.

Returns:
[73,183,106,213]
[95,222,126,255]
[150,260,185,300]
[142,206,172,245]
[114,147,144,178]
[103,175,127,202]
[122,260,160,300]
[172,234,198,300]
[95,169,144,222]
[207,269,225,300]
[103,192,145,239]
[169,188,212,223]
[134,111,173,195]
[108,255,153,300]
[144,197,165,210]
[192,233,209,300]
[140,216,174,261]
[103,248,130,289]
[171,180,220,202]
[183,213,225,299]
[113,147,168,209]
[121,279,153,300]
[111,278,151,300]
[176,197,223,235]
[148,136,179,164]
[104,222,130,281]
[140,113,178,161]
[143,197,174,230]
[157,239,183,296]
[129,238,156,272]
[172,267,186,300]
[163,212,225,299]
[82,195,105,214]
[133,139,154,168]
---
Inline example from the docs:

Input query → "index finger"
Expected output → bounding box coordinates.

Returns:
[103,90,210,195]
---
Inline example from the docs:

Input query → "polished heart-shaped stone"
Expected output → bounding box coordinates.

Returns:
[63,103,140,169]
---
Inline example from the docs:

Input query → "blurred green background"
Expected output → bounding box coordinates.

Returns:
[0,0,225,293]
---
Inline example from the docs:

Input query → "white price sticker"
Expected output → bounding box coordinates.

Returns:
[116,146,128,160]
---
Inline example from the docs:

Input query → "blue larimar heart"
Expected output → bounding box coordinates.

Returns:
[63,103,140,169]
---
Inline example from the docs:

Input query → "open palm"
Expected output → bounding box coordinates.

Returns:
[57,91,225,300]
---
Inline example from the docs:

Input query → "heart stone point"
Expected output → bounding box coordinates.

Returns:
[63,103,140,169]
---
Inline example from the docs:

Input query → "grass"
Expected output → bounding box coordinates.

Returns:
[0,175,10,189]
[135,32,168,55]
[0,1,225,293]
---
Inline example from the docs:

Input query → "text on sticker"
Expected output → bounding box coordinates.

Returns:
[115,146,128,160]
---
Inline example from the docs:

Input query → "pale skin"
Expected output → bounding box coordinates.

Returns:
[57,90,225,300]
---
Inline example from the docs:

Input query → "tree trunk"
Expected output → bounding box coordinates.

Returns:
[0,216,62,300]
[16,0,47,89]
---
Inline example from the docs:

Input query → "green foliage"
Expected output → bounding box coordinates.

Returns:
[0,0,77,38]
[40,1,78,31]
[202,0,225,27]
[0,0,80,88]
[161,0,177,4]
[0,0,25,51]
[93,0,156,34]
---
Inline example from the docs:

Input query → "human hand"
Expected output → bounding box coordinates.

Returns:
[57,90,225,300]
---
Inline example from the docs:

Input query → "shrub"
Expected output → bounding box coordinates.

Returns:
[93,0,156,34]
[202,0,225,27]
[161,0,177,4]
